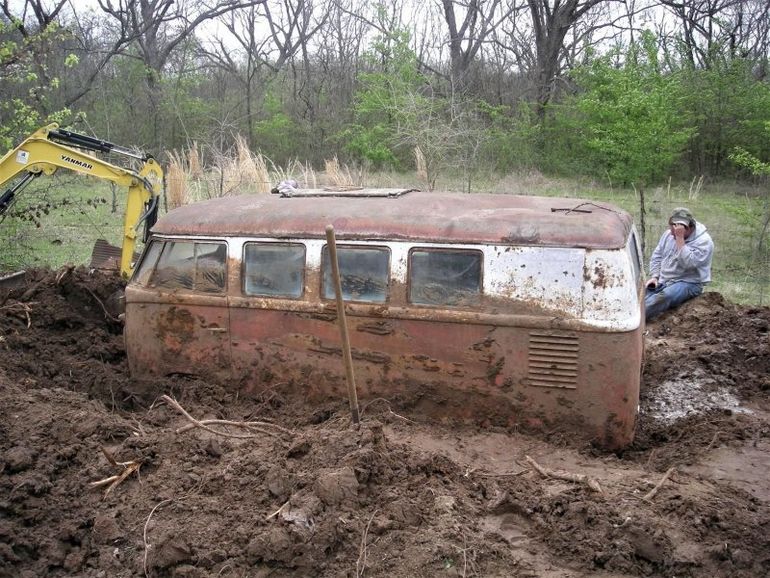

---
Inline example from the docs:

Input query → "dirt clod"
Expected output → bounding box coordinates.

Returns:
[0,268,769,577]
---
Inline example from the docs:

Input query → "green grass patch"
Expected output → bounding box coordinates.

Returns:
[1,174,130,272]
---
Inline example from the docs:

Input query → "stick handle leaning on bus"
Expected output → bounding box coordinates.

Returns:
[325,225,361,425]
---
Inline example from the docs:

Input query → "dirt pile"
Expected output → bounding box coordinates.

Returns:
[1,268,769,577]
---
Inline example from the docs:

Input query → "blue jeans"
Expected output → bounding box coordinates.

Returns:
[645,281,703,321]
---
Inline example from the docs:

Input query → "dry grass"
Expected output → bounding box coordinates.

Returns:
[165,150,189,209]
[324,156,361,188]
[187,142,203,179]
[415,146,429,189]
[235,134,271,193]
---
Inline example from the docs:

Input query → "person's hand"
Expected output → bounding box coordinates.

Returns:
[671,223,688,247]
[645,277,658,289]
[672,223,687,239]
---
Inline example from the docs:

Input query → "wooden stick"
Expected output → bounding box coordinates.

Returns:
[643,467,675,502]
[161,395,286,439]
[356,509,377,578]
[326,225,360,426]
[143,498,174,578]
[175,418,292,436]
[266,500,290,520]
[103,462,141,497]
[525,455,603,493]
[91,446,142,496]
[360,397,415,423]
[84,286,120,323]
[89,475,121,488]
[705,431,720,451]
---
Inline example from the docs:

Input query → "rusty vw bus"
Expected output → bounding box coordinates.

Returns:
[125,189,644,447]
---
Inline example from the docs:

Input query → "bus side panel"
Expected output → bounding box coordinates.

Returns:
[509,327,642,449]
[125,286,231,382]
[228,306,640,448]
[228,307,496,399]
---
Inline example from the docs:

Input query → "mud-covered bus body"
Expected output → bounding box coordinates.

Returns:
[125,190,645,448]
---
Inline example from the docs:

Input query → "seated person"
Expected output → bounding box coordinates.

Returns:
[645,207,714,321]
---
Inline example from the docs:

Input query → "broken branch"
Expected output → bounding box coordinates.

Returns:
[84,286,119,323]
[266,500,290,520]
[0,302,36,327]
[643,467,675,502]
[175,418,292,436]
[143,498,174,578]
[525,455,603,494]
[90,446,142,497]
[161,395,291,439]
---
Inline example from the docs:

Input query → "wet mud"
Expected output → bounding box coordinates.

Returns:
[0,268,768,577]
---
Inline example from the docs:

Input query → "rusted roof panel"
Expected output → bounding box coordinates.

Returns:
[152,191,633,248]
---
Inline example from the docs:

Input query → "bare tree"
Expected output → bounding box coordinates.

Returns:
[492,0,624,115]
[95,0,266,147]
[437,0,514,91]
[97,0,266,78]
[658,0,770,72]
[527,0,618,114]
[0,0,68,32]
[203,0,325,148]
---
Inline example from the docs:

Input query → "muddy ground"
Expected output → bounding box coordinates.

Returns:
[0,267,768,578]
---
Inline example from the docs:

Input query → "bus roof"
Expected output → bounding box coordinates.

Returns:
[152,190,633,249]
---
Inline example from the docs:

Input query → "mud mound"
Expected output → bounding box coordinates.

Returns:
[1,271,769,577]
[632,292,770,467]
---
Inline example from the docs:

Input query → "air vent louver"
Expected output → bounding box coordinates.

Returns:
[527,331,579,389]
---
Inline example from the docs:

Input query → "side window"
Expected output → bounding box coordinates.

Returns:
[409,249,482,307]
[243,243,305,298]
[132,240,163,286]
[628,232,642,283]
[195,243,228,293]
[322,245,389,303]
[150,241,226,293]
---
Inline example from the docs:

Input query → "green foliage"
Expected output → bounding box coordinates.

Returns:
[479,101,540,171]
[64,53,79,68]
[730,122,770,176]
[549,32,693,187]
[254,91,305,165]
[0,19,75,150]
[678,59,770,174]
[341,28,425,168]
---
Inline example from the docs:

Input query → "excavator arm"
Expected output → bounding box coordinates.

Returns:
[0,123,164,276]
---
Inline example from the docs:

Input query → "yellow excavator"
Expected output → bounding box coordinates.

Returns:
[0,123,163,276]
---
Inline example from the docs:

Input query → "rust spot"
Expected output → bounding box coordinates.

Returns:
[156,307,196,345]
[556,396,575,408]
[486,357,505,382]
[297,312,337,323]
[356,320,393,336]
[308,343,390,364]
[471,337,495,351]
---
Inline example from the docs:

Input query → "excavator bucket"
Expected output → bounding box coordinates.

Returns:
[0,270,27,293]
[89,239,125,272]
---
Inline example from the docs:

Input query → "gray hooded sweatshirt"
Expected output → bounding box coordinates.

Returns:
[649,221,714,284]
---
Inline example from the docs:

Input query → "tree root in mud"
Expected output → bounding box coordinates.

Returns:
[0,301,35,327]
[90,446,142,497]
[525,455,603,493]
[643,466,676,502]
[161,394,293,439]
